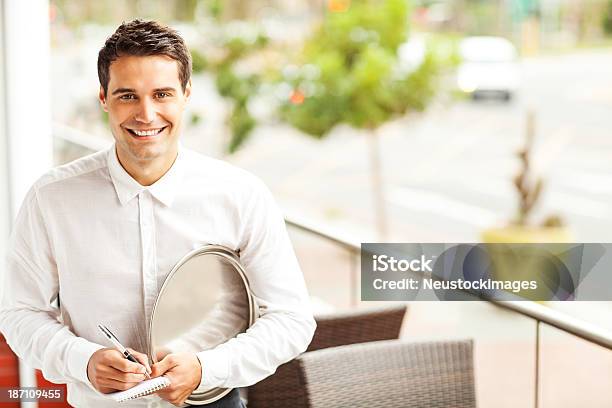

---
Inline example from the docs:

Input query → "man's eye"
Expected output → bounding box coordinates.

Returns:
[155,92,170,98]
[120,94,136,100]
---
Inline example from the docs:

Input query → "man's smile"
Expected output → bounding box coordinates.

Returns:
[124,126,168,138]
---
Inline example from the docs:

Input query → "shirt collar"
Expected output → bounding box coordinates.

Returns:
[107,143,185,207]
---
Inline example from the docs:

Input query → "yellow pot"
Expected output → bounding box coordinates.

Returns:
[482,226,572,243]
[481,225,573,302]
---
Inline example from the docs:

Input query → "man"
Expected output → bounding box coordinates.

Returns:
[0,19,315,407]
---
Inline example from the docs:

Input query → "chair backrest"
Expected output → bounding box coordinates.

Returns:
[307,305,408,352]
[299,339,476,408]
[247,305,408,408]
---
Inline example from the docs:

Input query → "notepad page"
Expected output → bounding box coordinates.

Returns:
[108,376,171,402]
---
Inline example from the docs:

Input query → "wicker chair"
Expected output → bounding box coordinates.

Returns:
[247,305,408,408]
[300,339,476,408]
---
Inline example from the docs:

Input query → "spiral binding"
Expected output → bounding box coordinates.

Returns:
[116,377,170,402]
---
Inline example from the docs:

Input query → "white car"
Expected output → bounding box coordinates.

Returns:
[457,36,520,100]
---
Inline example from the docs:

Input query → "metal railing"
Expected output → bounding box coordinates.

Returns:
[284,215,612,348]
[285,215,612,408]
[54,126,612,408]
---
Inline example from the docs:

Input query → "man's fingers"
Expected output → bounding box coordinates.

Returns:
[98,377,142,392]
[151,354,179,377]
[106,353,147,374]
[155,346,172,362]
[126,347,152,375]
[105,368,147,383]
[94,363,146,383]
[88,348,150,394]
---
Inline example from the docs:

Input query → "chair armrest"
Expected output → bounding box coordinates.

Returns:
[308,304,408,351]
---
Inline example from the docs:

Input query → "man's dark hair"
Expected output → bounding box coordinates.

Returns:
[97,19,192,95]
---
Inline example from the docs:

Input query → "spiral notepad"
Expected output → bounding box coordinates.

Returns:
[109,376,171,403]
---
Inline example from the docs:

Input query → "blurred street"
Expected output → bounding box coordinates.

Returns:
[225,49,612,242]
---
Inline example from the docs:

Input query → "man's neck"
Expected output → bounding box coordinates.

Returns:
[115,148,178,186]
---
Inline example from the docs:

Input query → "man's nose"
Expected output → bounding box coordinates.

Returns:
[134,98,157,124]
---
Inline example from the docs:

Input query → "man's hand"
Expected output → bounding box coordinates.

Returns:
[155,346,172,362]
[87,348,151,394]
[151,353,202,406]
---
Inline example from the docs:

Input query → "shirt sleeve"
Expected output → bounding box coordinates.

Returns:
[195,178,316,390]
[0,185,105,387]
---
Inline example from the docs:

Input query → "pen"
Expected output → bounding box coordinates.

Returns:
[97,324,151,379]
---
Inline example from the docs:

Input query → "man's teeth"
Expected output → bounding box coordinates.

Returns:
[131,128,164,136]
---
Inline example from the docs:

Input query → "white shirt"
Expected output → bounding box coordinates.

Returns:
[0,144,315,407]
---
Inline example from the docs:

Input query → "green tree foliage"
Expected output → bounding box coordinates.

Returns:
[215,64,260,152]
[212,33,268,153]
[279,0,441,137]
[196,0,451,153]
[191,48,208,73]
[604,0,612,35]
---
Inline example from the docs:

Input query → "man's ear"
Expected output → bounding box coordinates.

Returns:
[184,80,192,101]
[98,86,108,112]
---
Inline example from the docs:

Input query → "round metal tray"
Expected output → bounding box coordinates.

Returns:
[149,245,256,405]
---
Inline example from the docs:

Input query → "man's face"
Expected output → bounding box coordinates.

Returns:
[99,55,191,166]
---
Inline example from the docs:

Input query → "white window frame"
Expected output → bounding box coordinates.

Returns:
[1,1,53,406]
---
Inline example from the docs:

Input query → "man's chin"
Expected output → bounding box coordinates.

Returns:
[127,148,164,162]
[119,142,163,161]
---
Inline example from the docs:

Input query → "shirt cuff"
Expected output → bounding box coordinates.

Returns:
[67,337,105,389]
[195,348,230,391]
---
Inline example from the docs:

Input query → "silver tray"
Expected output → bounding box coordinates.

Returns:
[148,245,256,405]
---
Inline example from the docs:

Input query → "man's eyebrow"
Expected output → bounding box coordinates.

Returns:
[111,88,136,95]
[111,87,178,95]
[154,87,178,93]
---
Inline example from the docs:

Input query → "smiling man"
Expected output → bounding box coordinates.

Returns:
[0,20,315,407]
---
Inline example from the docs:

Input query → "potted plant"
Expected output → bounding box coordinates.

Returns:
[482,110,571,243]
